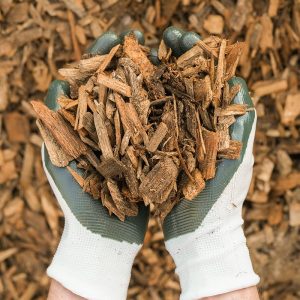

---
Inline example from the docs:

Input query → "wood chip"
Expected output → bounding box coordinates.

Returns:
[36,120,73,167]
[98,157,126,178]
[212,39,226,107]
[74,85,89,130]
[0,248,18,263]
[274,173,300,195]
[4,112,30,143]
[183,169,205,200]
[107,179,138,216]
[31,101,88,160]
[94,102,114,159]
[215,104,247,116]
[177,45,203,67]
[123,35,155,79]
[97,73,132,97]
[281,93,300,125]
[146,122,168,152]
[218,140,242,159]
[252,79,288,97]
[203,15,224,34]
[199,128,219,179]
[139,157,178,205]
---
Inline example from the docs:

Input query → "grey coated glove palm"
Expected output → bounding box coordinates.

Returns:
[43,31,149,300]
[162,27,259,300]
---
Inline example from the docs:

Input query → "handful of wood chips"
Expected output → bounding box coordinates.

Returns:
[32,35,247,221]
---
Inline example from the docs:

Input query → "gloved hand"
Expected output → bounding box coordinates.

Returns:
[162,27,260,300]
[43,31,149,300]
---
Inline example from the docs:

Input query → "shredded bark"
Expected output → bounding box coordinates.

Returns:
[33,35,246,220]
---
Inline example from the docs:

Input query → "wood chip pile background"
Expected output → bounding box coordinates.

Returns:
[0,1,300,299]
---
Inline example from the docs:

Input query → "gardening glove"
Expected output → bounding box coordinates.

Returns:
[43,31,149,300]
[162,27,260,300]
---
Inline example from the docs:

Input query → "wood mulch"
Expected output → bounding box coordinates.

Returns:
[0,1,299,299]
[33,33,245,221]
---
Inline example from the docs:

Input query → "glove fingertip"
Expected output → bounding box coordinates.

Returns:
[88,32,121,55]
[162,26,185,57]
[228,77,256,142]
[149,48,160,65]
[45,80,70,111]
[228,77,254,108]
[179,32,201,53]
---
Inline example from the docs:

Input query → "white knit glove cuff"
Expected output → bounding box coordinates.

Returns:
[43,148,140,300]
[47,212,141,300]
[166,226,259,300]
[47,217,140,300]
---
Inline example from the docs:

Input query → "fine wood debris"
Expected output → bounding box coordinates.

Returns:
[32,35,246,220]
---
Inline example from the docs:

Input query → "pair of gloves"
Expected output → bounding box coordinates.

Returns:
[43,27,259,300]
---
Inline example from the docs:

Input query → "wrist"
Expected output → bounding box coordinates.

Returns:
[48,280,85,300]
[166,225,259,300]
[202,286,260,300]
[47,202,141,300]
